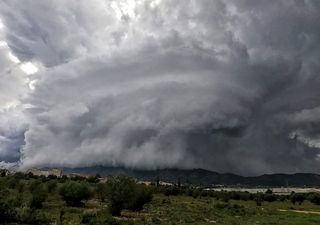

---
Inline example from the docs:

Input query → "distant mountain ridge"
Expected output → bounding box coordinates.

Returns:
[61,166,320,187]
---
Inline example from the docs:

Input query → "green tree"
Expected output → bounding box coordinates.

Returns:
[105,175,153,216]
[59,181,92,206]
[309,193,320,205]
[290,193,305,205]
[96,183,108,203]
[106,175,136,216]
[128,184,153,211]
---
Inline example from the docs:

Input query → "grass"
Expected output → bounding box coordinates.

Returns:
[21,193,320,224]
[2,177,320,225]
[139,194,320,225]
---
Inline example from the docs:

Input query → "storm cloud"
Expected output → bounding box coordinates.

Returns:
[0,0,320,175]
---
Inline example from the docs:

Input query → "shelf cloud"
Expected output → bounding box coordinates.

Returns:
[0,0,320,175]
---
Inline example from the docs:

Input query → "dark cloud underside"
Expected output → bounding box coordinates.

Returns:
[0,0,320,175]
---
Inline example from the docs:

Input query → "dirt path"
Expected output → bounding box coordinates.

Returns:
[278,209,320,215]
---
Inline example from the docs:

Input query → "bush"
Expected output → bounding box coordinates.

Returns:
[59,181,92,206]
[265,189,273,194]
[254,194,263,206]
[82,211,120,225]
[30,184,48,209]
[46,180,58,193]
[214,202,229,209]
[29,180,42,192]
[106,175,153,216]
[16,207,51,225]
[309,193,320,205]
[128,184,153,211]
[0,200,16,223]
[106,175,136,216]
[263,194,277,202]
[96,183,108,202]
[87,175,100,183]
[290,193,305,205]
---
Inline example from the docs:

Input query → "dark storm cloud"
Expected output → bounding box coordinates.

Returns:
[0,0,320,175]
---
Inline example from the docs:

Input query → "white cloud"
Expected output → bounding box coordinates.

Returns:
[20,62,38,75]
[8,52,20,64]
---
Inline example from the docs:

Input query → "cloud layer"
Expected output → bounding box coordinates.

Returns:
[0,0,320,175]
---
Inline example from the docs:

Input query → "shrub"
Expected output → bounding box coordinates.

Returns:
[254,194,263,206]
[59,181,92,206]
[105,175,153,216]
[263,194,277,202]
[30,184,48,209]
[106,175,136,216]
[47,174,58,180]
[309,193,320,205]
[265,189,273,194]
[96,183,108,202]
[46,180,58,193]
[82,211,120,225]
[128,184,153,211]
[192,189,201,198]
[163,186,181,196]
[279,195,287,202]
[87,175,100,183]
[29,180,42,192]
[0,200,16,223]
[214,202,229,209]
[16,207,51,225]
[290,193,305,205]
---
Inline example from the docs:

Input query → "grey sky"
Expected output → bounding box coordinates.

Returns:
[0,0,320,175]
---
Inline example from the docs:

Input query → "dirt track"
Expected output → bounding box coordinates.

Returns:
[278,209,320,215]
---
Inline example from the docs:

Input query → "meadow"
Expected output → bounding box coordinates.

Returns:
[1,173,320,225]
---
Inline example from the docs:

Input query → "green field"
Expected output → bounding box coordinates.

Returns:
[143,195,320,225]
[1,174,320,225]
[12,193,320,225]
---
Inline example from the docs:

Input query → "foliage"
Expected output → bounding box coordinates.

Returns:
[290,193,306,205]
[46,180,58,193]
[30,183,48,209]
[308,193,320,205]
[96,183,108,202]
[82,211,120,225]
[59,181,92,206]
[105,175,153,216]
[0,173,320,224]
[0,200,16,223]
[265,188,273,194]
[254,193,263,206]
[128,184,153,211]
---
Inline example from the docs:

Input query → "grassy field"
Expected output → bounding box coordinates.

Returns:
[26,193,320,225]
[1,174,320,225]
[141,194,320,225]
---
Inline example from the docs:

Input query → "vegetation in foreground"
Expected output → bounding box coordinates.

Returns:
[0,171,320,224]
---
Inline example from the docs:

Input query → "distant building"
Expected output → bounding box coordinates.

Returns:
[28,168,62,177]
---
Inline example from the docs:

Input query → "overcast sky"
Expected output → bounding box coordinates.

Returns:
[0,0,320,175]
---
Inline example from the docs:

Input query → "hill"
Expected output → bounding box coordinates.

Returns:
[61,166,320,187]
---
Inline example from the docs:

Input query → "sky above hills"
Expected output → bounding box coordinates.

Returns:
[0,0,320,175]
